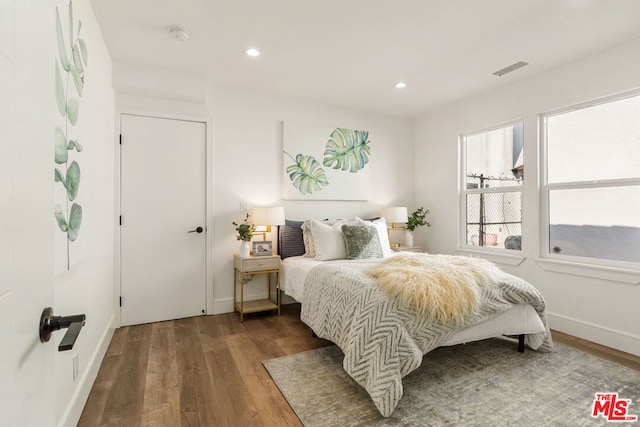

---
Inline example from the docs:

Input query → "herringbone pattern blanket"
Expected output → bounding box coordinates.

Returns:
[300,258,553,417]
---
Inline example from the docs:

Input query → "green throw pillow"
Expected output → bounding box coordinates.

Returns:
[341,224,383,260]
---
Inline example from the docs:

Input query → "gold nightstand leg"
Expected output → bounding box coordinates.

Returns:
[240,271,244,322]
[277,270,281,316]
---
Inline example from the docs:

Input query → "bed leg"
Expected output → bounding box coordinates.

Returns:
[518,334,525,353]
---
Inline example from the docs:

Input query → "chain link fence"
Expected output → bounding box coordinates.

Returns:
[466,175,522,250]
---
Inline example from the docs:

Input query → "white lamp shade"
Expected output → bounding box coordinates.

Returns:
[381,206,408,223]
[251,206,285,226]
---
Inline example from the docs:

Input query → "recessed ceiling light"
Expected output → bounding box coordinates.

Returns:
[394,82,407,89]
[167,26,190,42]
[245,48,261,57]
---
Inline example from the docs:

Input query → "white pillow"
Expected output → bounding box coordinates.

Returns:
[310,218,349,260]
[356,217,393,257]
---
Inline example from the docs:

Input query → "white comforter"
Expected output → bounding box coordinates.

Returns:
[300,259,554,417]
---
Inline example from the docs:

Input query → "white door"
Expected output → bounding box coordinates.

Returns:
[120,114,207,326]
[1,1,56,425]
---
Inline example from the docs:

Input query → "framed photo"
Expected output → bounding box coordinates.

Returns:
[252,241,273,256]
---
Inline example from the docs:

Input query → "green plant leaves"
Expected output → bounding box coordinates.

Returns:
[67,139,83,152]
[322,128,370,173]
[66,161,81,201]
[54,127,68,164]
[78,39,88,65]
[286,153,328,194]
[72,45,84,74]
[68,1,74,51]
[67,98,79,125]
[54,202,83,240]
[54,168,66,187]
[55,7,70,72]
[55,63,66,116]
[54,205,68,232]
[67,203,82,241]
[70,65,83,96]
[54,0,87,247]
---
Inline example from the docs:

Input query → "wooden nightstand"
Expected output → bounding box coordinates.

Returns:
[391,246,424,253]
[233,254,281,322]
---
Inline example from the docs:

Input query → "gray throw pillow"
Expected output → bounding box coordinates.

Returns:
[279,219,305,259]
[341,224,383,260]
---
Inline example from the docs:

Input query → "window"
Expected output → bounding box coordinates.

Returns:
[541,92,640,265]
[461,122,524,251]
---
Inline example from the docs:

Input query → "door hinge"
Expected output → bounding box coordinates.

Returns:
[119,296,122,307]
[119,215,122,226]
[119,134,122,145]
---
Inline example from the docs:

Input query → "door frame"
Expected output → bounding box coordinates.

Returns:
[114,109,214,327]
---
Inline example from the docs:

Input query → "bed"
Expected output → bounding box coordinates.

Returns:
[278,218,553,416]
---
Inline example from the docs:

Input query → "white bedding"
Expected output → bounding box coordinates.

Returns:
[281,255,545,346]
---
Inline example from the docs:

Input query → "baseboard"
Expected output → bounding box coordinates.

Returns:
[548,311,640,357]
[212,297,234,314]
[59,313,117,427]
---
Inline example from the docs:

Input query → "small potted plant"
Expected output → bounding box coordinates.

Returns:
[405,207,431,247]
[233,213,256,257]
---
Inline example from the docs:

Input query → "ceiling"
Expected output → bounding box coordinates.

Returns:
[90,0,640,118]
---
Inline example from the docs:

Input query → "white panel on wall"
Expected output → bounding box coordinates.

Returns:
[0,294,16,427]
[0,4,16,423]
[0,53,13,296]
[0,0,14,61]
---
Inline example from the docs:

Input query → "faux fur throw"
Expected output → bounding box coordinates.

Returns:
[368,253,502,325]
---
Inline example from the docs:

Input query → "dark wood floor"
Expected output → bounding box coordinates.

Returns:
[79,304,640,426]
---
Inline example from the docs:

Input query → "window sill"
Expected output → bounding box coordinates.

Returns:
[456,248,525,266]
[535,258,640,285]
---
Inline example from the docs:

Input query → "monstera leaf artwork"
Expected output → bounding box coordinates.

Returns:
[322,128,370,173]
[283,122,372,200]
[284,152,329,195]
[54,0,88,271]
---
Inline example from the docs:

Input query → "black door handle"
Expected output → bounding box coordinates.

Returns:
[39,307,86,351]
[188,226,204,233]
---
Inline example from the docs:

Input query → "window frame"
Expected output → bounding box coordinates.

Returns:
[458,120,525,262]
[539,90,640,281]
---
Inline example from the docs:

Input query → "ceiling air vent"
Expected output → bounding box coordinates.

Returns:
[492,61,529,77]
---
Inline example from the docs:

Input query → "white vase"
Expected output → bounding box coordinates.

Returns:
[239,241,250,257]
[405,230,414,247]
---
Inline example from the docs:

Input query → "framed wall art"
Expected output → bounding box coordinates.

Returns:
[282,122,371,200]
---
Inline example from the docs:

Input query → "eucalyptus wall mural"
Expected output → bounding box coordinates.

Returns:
[54,0,88,272]
[283,122,371,200]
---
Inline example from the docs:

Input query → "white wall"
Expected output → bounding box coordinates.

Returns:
[414,37,640,356]
[208,85,414,312]
[53,0,116,424]
[0,0,15,413]
[113,70,414,314]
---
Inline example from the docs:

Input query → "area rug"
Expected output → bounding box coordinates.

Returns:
[263,338,640,426]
